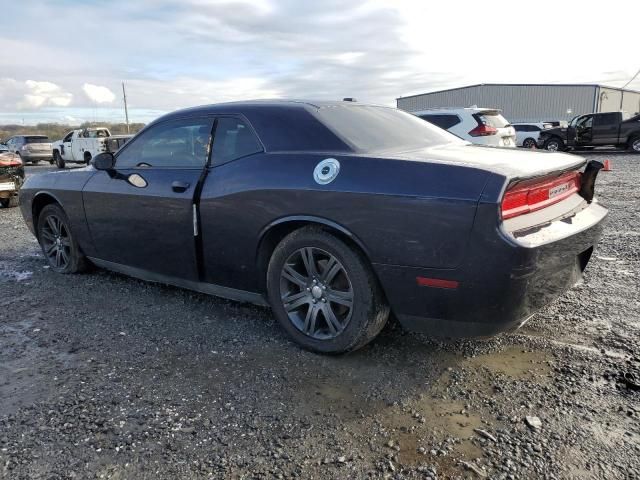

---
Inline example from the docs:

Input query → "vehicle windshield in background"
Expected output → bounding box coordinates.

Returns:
[84,130,110,138]
[313,105,463,153]
[24,136,50,143]
[475,112,510,128]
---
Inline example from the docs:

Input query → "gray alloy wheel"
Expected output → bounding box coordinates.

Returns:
[523,138,536,149]
[544,137,563,151]
[267,227,389,354]
[37,204,87,273]
[54,150,65,169]
[630,136,640,153]
[280,247,354,340]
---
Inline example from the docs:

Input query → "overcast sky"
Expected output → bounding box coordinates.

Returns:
[1,0,638,125]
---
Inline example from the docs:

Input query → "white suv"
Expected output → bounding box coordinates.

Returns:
[413,107,517,148]
[512,122,552,149]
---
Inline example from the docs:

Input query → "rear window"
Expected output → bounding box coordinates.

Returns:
[474,112,509,128]
[24,136,49,143]
[313,105,461,153]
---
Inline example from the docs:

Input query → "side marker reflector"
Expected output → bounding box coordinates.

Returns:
[416,277,459,289]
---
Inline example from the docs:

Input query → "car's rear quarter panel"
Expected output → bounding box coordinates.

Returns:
[199,152,489,292]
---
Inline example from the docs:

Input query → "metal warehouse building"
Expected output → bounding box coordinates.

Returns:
[397,83,640,123]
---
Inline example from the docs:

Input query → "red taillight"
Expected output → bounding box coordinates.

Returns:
[468,124,498,136]
[501,171,581,220]
[0,158,22,167]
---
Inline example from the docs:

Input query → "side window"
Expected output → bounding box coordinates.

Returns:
[514,125,524,132]
[594,113,619,126]
[63,132,73,142]
[116,118,213,169]
[532,126,541,132]
[577,115,593,129]
[211,117,262,167]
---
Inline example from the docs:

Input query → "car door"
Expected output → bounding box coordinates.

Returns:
[591,113,619,145]
[61,132,74,160]
[574,115,593,145]
[72,131,86,160]
[82,116,214,281]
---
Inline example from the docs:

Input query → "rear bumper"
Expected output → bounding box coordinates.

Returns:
[375,201,607,337]
[21,152,52,162]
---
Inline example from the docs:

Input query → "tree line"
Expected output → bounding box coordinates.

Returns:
[0,122,146,143]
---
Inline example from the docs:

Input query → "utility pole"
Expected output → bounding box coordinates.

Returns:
[122,82,130,133]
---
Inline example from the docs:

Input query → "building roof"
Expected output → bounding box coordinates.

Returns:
[397,83,640,101]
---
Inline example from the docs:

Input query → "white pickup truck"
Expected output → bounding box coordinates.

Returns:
[51,128,132,168]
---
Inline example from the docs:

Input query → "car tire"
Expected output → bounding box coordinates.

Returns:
[54,151,66,169]
[84,152,92,165]
[544,137,565,151]
[31,159,40,165]
[267,227,389,354]
[522,138,537,149]
[628,135,640,154]
[0,196,19,208]
[37,204,88,274]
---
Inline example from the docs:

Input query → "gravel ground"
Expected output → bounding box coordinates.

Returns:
[0,154,638,480]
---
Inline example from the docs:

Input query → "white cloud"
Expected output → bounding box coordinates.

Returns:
[23,80,72,108]
[82,83,116,104]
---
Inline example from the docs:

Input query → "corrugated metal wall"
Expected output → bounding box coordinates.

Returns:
[598,87,640,115]
[397,84,598,122]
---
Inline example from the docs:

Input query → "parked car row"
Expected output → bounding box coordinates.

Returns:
[413,107,640,153]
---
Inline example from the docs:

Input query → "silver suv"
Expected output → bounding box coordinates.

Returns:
[5,135,53,165]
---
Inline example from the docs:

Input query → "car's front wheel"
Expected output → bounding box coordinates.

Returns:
[267,227,389,354]
[0,196,18,208]
[54,151,65,169]
[628,135,640,153]
[544,137,564,151]
[37,204,88,273]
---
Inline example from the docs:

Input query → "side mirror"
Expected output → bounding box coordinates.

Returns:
[92,152,115,170]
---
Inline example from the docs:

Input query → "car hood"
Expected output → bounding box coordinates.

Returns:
[381,143,586,180]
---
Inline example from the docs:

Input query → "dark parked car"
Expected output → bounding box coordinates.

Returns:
[0,152,24,208]
[19,101,607,353]
[540,111,640,152]
[5,135,53,164]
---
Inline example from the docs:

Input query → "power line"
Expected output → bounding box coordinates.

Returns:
[621,67,640,90]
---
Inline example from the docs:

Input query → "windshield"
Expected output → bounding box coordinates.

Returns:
[312,105,462,152]
[24,136,50,144]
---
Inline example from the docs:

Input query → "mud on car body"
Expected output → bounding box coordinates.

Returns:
[0,152,24,208]
[19,100,608,353]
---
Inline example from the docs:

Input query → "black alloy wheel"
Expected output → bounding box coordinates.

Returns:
[267,227,389,354]
[280,246,354,340]
[37,204,87,273]
[523,138,536,149]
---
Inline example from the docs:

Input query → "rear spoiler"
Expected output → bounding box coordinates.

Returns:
[578,160,604,203]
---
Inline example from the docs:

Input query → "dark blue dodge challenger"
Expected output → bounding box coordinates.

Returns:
[19,100,607,353]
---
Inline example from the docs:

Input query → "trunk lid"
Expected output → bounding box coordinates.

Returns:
[383,143,586,180]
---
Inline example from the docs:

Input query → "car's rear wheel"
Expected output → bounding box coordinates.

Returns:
[0,196,18,208]
[54,150,65,169]
[522,138,536,149]
[37,204,87,273]
[267,227,389,354]
[628,136,640,153]
[544,137,564,151]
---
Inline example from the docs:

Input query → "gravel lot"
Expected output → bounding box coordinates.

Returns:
[1,153,638,480]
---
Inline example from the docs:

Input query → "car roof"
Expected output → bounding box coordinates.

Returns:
[412,107,501,115]
[156,99,384,121]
